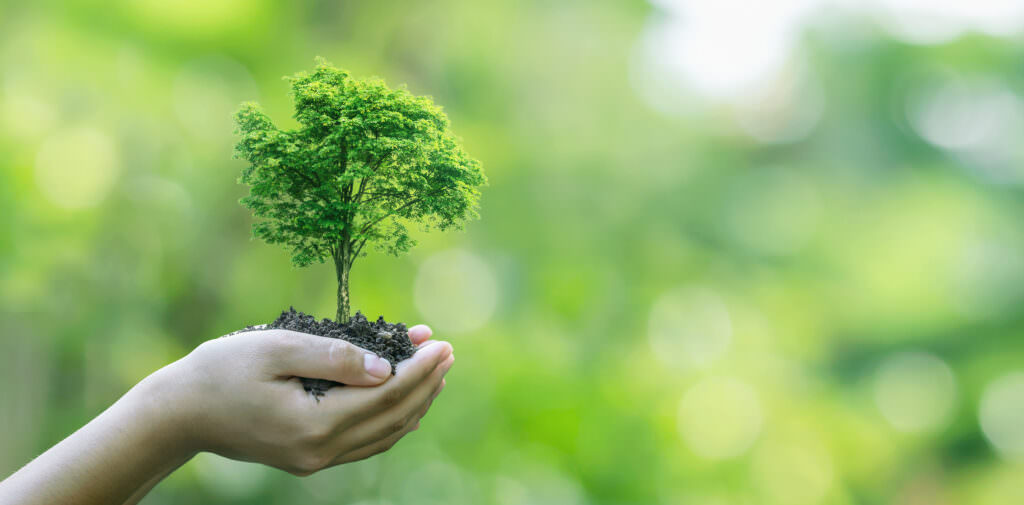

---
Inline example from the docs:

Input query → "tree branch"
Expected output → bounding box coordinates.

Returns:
[283,166,318,189]
[349,236,368,268]
[360,190,406,203]
[357,200,416,236]
[353,176,369,205]
[352,152,391,206]
[356,188,446,236]
[333,146,348,202]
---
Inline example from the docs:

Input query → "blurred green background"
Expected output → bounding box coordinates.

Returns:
[3,0,1024,504]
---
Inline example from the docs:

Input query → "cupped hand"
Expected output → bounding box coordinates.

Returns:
[148,325,452,476]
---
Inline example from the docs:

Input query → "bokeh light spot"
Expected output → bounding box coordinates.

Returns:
[414,249,498,335]
[950,236,1024,320]
[678,377,763,460]
[494,459,586,505]
[907,75,1024,160]
[979,371,1024,460]
[873,352,956,433]
[751,437,833,505]
[2,79,56,140]
[648,286,732,370]
[35,126,120,210]
[633,0,815,102]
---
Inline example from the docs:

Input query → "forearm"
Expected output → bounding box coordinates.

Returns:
[0,371,197,505]
[121,451,193,505]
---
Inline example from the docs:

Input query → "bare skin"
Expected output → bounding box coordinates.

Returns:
[0,324,450,505]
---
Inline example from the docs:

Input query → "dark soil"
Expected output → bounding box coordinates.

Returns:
[237,307,416,399]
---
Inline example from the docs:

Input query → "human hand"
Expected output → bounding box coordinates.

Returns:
[146,325,453,475]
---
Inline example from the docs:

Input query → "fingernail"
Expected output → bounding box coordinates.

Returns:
[364,354,391,378]
[421,340,450,356]
[439,345,453,362]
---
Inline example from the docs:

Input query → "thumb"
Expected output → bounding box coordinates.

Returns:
[265,330,392,386]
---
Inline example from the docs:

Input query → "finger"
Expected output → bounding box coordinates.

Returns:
[330,417,416,466]
[330,376,447,467]
[258,329,392,386]
[336,354,452,447]
[407,324,433,345]
[323,340,452,421]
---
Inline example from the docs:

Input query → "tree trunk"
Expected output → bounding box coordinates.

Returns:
[334,248,350,324]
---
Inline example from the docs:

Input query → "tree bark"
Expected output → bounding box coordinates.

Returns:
[334,247,350,324]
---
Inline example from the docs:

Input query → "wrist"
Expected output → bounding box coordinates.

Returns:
[0,362,203,505]
[126,363,204,460]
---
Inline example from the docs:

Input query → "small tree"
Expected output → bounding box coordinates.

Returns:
[234,59,485,323]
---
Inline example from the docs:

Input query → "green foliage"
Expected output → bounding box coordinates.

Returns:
[233,59,486,271]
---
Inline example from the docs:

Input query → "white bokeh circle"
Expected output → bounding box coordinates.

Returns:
[751,437,833,505]
[979,371,1024,460]
[678,377,763,460]
[873,352,957,433]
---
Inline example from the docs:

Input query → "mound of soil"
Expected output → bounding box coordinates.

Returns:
[238,307,416,399]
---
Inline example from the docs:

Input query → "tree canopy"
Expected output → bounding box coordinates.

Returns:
[234,59,485,321]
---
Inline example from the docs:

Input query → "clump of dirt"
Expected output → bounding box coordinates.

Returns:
[238,307,416,399]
